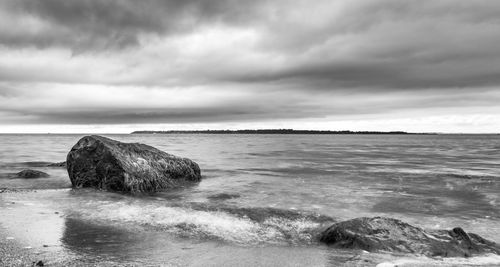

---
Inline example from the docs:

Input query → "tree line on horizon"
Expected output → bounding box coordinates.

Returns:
[131,129,424,134]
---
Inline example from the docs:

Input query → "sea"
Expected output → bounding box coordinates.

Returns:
[0,134,499,266]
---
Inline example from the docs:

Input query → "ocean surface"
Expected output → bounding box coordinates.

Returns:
[1,134,499,266]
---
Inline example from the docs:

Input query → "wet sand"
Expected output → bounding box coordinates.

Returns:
[0,229,43,267]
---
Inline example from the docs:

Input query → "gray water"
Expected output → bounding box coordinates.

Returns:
[1,134,499,266]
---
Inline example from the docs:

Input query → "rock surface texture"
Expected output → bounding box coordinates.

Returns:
[66,135,201,193]
[15,169,49,178]
[320,217,500,257]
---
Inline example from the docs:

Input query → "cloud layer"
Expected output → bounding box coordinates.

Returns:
[0,0,499,132]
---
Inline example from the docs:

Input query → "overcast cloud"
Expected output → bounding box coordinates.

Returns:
[0,0,499,133]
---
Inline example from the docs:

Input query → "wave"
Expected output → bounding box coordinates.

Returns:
[69,200,335,245]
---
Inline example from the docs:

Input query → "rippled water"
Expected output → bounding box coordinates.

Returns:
[0,134,499,266]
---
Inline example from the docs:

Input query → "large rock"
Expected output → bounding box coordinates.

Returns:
[66,135,201,193]
[320,217,500,257]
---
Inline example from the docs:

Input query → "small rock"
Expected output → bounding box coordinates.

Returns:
[15,169,49,179]
[33,260,44,266]
[43,244,49,247]
[54,211,59,214]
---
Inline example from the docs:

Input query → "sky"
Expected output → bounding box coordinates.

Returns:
[0,0,499,133]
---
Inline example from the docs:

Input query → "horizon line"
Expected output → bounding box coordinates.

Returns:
[0,128,499,135]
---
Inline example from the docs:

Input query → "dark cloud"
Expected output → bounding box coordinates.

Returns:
[226,58,500,90]
[0,0,268,51]
[2,0,500,89]
[229,0,500,89]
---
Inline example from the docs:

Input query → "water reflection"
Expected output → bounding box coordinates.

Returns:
[61,218,144,262]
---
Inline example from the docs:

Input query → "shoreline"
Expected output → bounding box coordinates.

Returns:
[2,188,500,266]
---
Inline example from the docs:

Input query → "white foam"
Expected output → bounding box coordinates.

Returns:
[110,205,262,243]
[74,202,320,244]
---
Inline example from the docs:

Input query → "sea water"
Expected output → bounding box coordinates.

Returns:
[0,134,499,266]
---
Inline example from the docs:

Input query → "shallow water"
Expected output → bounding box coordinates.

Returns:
[0,134,499,266]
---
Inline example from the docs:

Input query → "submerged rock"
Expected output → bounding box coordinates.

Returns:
[66,135,201,193]
[16,169,49,179]
[320,217,500,257]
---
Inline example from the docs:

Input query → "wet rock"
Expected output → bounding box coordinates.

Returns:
[319,217,500,257]
[15,169,49,179]
[66,135,202,193]
[47,161,66,168]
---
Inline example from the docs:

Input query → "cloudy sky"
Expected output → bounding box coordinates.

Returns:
[1,0,499,133]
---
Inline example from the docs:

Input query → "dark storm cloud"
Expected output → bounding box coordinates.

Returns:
[2,0,500,89]
[225,0,500,89]
[0,0,267,51]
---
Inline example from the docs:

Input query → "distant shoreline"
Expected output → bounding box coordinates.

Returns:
[131,129,436,135]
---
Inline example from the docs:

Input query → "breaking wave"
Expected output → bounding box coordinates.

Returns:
[68,200,335,245]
